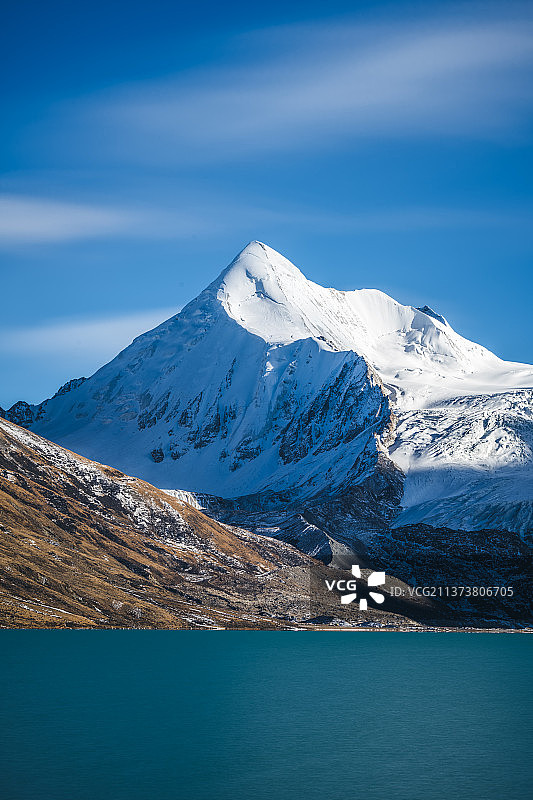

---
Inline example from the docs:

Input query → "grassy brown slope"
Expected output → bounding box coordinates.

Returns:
[0,419,450,630]
[0,418,316,628]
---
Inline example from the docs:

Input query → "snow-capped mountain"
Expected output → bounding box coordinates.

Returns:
[4,241,533,544]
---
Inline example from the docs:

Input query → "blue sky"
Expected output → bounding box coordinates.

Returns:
[1,0,532,407]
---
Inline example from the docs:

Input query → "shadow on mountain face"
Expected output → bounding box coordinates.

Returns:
[304,543,532,629]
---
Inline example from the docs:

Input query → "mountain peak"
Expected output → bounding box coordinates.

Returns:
[225,240,307,282]
[7,241,532,550]
[206,243,504,368]
[209,240,313,343]
[238,239,269,256]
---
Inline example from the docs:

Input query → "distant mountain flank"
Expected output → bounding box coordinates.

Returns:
[2,417,529,629]
[3,241,533,547]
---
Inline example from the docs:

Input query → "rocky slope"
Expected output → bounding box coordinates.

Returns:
[0,417,314,628]
[2,241,532,550]
[1,417,530,628]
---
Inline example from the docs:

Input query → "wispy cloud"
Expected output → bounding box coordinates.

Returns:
[294,206,533,232]
[0,195,142,243]
[65,13,533,163]
[1,192,531,246]
[0,308,178,360]
[0,194,242,245]
[0,308,180,407]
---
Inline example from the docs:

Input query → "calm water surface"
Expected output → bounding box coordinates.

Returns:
[1,631,531,800]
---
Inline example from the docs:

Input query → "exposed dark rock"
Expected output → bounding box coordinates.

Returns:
[52,377,87,398]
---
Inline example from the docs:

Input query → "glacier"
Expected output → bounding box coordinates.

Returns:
[4,240,533,547]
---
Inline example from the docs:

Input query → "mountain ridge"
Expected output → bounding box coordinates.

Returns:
[2,416,530,629]
[2,241,532,543]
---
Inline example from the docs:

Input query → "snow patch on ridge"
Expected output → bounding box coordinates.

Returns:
[6,240,533,536]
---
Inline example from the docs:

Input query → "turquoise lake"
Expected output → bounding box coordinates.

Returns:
[1,631,531,800]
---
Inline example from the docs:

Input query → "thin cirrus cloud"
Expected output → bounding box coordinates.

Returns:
[0,193,532,246]
[0,308,178,408]
[0,195,213,245]
[0,308,178,360]
[0,195,140,243]
[70,14,533,164]
[260,205,533,233]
